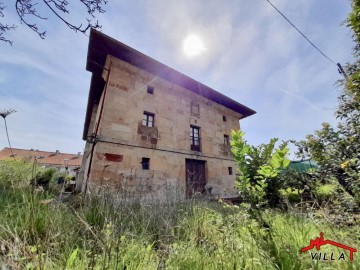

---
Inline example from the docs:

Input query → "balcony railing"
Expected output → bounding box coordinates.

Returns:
[190,137,201,152]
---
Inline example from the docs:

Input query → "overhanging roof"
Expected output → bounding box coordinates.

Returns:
[83,29,256,140]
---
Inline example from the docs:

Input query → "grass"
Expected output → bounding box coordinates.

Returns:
[0,183,359,270]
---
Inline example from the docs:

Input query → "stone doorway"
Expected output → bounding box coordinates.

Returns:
[185,159,206,198]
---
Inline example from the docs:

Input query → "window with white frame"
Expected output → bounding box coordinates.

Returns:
[190,125,201,151]
[142,111,154,127]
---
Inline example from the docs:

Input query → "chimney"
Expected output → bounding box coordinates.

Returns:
[56,150,60,154]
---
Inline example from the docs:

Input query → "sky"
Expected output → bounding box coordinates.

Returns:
[0,0,355,158]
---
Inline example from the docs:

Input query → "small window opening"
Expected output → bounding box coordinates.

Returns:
[147,85,154,94]
[143,111,155,127]
[224,134,230,145]
[142,157,150,170]
[223,115,227,122]
[228,167,233,175]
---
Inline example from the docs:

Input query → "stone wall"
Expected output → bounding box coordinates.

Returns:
[81,55,243,199]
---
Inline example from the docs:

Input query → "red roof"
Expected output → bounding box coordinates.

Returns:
[0,148,82,167]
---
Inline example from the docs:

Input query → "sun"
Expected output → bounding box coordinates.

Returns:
[183,34,205,57]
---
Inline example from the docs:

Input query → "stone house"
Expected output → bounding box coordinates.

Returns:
[77,29,256,199]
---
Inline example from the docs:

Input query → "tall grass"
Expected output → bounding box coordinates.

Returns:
[0,181,359,269]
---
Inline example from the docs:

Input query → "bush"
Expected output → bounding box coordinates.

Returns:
[0,159,36,189]
[279,188,302,204]
[230,130,290,207]
[315,184,337,201]
[32,168,57,189]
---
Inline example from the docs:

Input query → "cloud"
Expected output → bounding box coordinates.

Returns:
[0,11,89,153]
[0,0,355,157]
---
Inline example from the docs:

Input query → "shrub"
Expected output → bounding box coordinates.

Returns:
[315,184,337,201]
[279,188,302,204]
[230,130,290,207]
[0,159,36,189]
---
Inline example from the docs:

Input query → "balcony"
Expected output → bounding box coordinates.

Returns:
[190,137,201,152]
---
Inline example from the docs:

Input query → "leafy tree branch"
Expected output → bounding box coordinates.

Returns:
[291,0,360,203]
[0,0,107,45]
[231,130,290,207]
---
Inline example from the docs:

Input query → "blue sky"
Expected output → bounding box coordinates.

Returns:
[0,0,354,156]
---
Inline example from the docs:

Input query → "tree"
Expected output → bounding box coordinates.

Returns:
[0,0,107,45]
[292,0,360,202]
[230,130,290,207]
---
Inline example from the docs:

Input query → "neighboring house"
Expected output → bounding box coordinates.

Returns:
[78,29,256,199]
[0,147,82,176]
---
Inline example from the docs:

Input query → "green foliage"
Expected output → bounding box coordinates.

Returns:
[0,159,59,191]
[33,168,57,189]
[262,210,360,270]
[230,130,290,207]
[292,1,360,203]
[316,184,337,197]
[0,179,359,269]
[66,248,79,269]
[0,159,37,188]
[278,168,315,192]
[347,0,360,57]
[65,175,75,182]
[279,188,302,204]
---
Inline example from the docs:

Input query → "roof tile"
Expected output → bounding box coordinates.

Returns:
[0,148,82,167]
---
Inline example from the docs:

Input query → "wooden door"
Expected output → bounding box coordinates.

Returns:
[185,159,206,197]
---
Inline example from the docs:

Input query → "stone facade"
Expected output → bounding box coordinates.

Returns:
[78,30,256,200]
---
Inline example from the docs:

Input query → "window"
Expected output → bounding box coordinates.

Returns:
[224,134,230,145]
[141,158,150,170]
[190,125,201,151]
[228,167,233,175]
[142,111,154,127]
[147,85,154,94]
[223,115,227,122]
